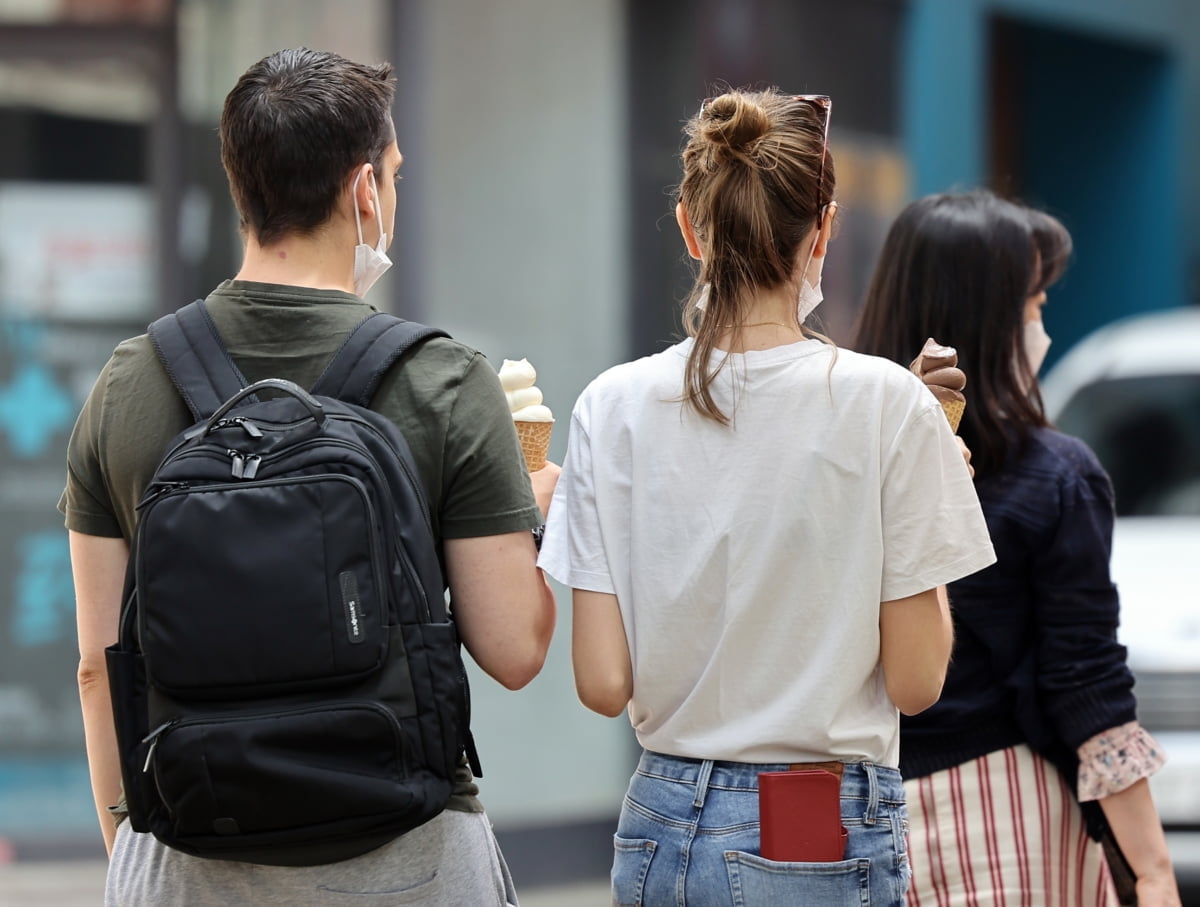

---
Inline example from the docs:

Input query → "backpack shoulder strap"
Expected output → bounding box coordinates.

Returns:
[314,313,476,773]
[148,299,249,421]
[312,313,448,407]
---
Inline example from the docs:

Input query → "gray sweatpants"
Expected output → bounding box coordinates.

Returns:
[105,809,519,906]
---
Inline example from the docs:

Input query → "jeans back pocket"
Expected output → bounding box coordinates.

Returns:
[613,835,657,907]
[725,852,871,906]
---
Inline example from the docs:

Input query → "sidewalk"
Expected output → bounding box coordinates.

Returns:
[0,861,611,906]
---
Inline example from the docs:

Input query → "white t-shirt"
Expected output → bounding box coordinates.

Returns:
[538,337,996,767]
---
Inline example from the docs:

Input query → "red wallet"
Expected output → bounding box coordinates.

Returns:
[757,769,848,862]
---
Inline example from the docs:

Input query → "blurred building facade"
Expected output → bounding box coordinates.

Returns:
[906,0,1199,371]
[0,0,1195,887]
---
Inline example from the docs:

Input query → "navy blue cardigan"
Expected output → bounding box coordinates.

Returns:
[899,427,1137,839]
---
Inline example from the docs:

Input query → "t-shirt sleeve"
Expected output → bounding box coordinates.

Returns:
[437,351,543,538]
[58,358,123,538]
[537,405,614,594]
[879,404,996,602]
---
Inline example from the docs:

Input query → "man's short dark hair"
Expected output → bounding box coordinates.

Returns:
[220,48,396,245]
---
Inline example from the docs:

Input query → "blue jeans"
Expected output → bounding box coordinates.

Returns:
[612,750,910,906]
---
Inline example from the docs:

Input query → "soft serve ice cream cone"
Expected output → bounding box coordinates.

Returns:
[910,338,967,432]
[498,358,554,471]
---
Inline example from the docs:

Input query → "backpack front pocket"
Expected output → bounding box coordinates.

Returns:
[138,474,387,696]
[147,702,411,838]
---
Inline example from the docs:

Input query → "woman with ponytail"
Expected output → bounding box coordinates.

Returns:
[539,89,996,906]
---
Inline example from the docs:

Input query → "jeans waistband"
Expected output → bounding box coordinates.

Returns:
[637,750,904,823]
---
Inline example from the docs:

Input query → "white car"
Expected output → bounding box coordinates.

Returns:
[1041,307,1200,888]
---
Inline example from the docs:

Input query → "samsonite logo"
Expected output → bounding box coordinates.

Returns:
[340,572,365,644]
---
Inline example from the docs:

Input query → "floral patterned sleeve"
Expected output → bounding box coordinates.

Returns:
[1077,720,1166,802]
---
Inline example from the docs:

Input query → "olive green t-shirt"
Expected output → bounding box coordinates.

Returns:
[60,279,543,813]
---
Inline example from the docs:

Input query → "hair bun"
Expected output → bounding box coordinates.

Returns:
[702,93,770,161]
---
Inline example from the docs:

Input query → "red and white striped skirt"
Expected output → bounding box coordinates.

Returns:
[905,744,1118,907]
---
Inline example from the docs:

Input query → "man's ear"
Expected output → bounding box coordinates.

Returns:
[352,163,376,218]
[812,201,837,259]
[676,202,703,261]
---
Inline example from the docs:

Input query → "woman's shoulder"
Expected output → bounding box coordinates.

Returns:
[999,427,1115,509]
[834,347,920,381]
[830,347,936,411]
[577,343,688,404]
[1026,426,1108,479]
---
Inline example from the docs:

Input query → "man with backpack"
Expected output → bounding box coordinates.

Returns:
[60,47,557,904]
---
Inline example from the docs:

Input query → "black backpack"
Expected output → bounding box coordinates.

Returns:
[105,299,481,866]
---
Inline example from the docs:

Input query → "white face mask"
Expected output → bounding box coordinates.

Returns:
[1023,318,1052,378]
[352,170,392,297]
[693,272,822,321]
[796,232,825,323]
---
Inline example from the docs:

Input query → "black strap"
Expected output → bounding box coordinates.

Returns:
[151,303,445,417]
[311,313,447,407]
[465,731,482,779]
[149,300,250,421]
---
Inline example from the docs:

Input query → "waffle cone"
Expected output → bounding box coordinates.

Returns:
[941,398,965,434]
[515,420,553,471]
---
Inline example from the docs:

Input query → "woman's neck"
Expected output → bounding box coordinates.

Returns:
[713,286,805,352]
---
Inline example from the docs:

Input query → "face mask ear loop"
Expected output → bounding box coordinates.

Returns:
[368,173,386,249]
[352,169,367,246]
[802,200,832,285]
[801,231,820,287]
[810,200,834,270]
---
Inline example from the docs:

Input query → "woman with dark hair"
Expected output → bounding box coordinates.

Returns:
[855,190,1180,906]
[539,90,996,906]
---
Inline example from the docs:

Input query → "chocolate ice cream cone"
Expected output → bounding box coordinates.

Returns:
[911,338,967,434]
[941,398,965,433]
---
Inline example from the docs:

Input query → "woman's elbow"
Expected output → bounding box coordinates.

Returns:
[888,676,945,716]
[575,675,631,717]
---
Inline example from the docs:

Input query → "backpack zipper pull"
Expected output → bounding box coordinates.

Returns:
[242,455,262,479]
[142,720,175,772]
[236,417,263,439]
[229,450,245,478]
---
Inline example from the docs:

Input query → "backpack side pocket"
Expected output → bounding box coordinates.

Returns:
[105,643,154,833]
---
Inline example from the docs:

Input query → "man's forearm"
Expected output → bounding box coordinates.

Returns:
[79,668,120,856]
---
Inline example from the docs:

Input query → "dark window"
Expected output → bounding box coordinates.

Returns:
[1056,375,1200,516]
[0,109,145,183]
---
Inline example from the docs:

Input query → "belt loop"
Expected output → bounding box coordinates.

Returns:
[863,762,879,825]
[693,759,714,810]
